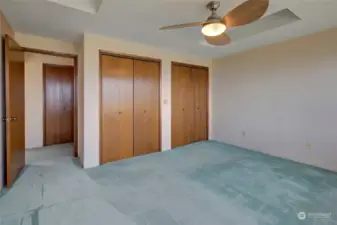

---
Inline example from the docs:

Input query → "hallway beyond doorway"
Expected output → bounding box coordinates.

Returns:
[26,143,73,166]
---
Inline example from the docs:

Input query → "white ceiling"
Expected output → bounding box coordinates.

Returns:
[44,0,103,14]
[1,0,337,58]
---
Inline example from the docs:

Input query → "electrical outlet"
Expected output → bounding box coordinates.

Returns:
[163,99,168,105]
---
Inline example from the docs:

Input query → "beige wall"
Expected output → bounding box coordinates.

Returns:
[15,32,76,55]
[24,53,73,149]
[83,33,212,168]
[212,28,337,172]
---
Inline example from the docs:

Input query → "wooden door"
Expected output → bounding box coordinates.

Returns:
[133,60,160,156]
[100,55,134,163]
[4,35,25,187]
[171,64,194,148]
[192,68,208,142]
[44,64,74,146]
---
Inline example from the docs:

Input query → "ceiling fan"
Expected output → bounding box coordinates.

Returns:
[159,0,269,46]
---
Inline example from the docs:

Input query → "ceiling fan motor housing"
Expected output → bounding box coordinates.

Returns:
[206,1,221,11]
[206,1,222,24]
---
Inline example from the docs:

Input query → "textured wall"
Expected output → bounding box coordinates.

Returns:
[212,28,337,172]
[15,32,76,55]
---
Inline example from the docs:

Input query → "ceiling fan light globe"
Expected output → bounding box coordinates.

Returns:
[201,23,227,36]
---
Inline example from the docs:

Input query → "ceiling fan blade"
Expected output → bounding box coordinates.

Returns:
[159,22,204,30]
[223,0,269,28]
[227,9,300,41]
[205,33,231,46]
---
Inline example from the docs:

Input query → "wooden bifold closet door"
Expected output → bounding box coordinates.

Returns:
[171,63,208,148]
[133,60,160,156]
[171,65,194,148]
[101,55,134,163]
[192,68,208,142]
[100,54,160,164]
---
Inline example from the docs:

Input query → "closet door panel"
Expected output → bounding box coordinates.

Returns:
[134,60,160,156]
[192,68,208,142]
[171,65,193,148]
[101,55,134,163]
[185,70,195,145]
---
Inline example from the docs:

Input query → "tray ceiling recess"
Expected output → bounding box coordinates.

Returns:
[227,8,301,42]
[44,0,102,14]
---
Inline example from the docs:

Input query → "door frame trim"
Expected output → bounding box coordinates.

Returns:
[171,61,209,71]
[98,50,162,165]
[42,63,77,155]
[170,61,210,148]
[23,47,76,59]
[4,35,10,187]
[100,50,161,63]
[21,47,78,157]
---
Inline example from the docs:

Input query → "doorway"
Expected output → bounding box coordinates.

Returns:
[2,36,78,187]
[25,56,76,166]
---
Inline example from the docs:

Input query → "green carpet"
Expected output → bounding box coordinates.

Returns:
[0,141,336,225]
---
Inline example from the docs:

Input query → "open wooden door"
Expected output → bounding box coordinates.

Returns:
[4,35,25,187]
